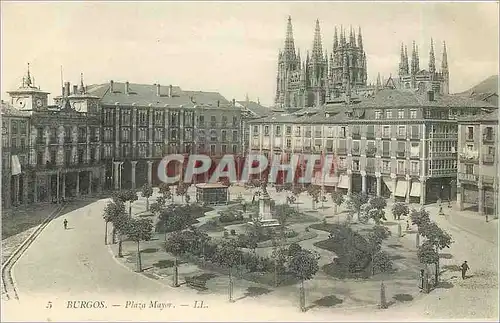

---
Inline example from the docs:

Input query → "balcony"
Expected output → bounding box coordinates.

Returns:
[432,152,457,158]
[410,133,420,140]
[381,168,391,174]
[396,134,407,140]
[483,134,495,144]
[382,151,390,158]
[432,133,458,139]
[482,175,496,185]
[459,152,479,162]
[431,169,457,176]
[410,169,420,176]
[458,172,478,182]
[337,148,347,155]
[352,133,361,140]
[366,132,375,140]
[483,154,495,164]
[396,151,406,158]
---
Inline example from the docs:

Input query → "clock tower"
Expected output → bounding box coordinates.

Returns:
[54,73,101,114]
[7,64,49,114]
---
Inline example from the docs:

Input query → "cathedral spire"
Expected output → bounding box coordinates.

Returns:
[404,45,409,74]
[441,41,448,70]
[376,73,381,92]
[333,26,338,49]
[411,41,417,75]
[25,63,32,87]
[357,26,363,50]
[399,43,405,76]
[311,19,323,61]
[283,16,296,61]
[415,44,420,72]
[429,38,436,74]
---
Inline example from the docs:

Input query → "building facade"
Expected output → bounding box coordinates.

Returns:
[274,17,369,109]
[2,68,104,208]
[249,87,497,205]
[457,110,498,215]
[81,80,243,190]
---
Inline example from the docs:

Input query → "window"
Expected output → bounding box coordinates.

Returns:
[275,125,282,136]
[93,128,100,142]
[104,145,112,158]
[326,126,333,137]
[122,128,130,141]
[467,127,474,140]
[339,127,346,137]
[104,129,112,142]
[286,126,292,135]
[221,144,227,154]
[65,149,72,165]
[264,126,270,136]
[397,161,405,173]
[154,111,163,125]
[484,127,494,141]
[375,110,382,119]
[138,110,148,125]
[398,109,404,119]
[366,125,375,138]
[210,116,216,127]
[382,160,390,172]
[138,145,147,158]
[232,116,238,127]
[410,109,417,119]
[221,130,227,142]
[386,110,392,119]
[154,128,163,141]
[50,150,57,164]
[2,134,7,148]
[210,130,217,142]
[295,126,301,136]
[185,128,193,141]
[170,112,179,126]
[65,126,72,142]
[352,160,360,171]
[398,126,406,137]
[11,137,17,149]
[171,129,178,141]
[154,144,163,157]
[352,125,360,137]
[11,121,18,134]
[232,131,238,142]
[488,146,495,155]
[411,161,419,173]
[382,126,390,138]
[222,116,228,126]
[37,127,44,144]
[121,110,131,125]
[286,138,292,148]
[253,125,259,135]
[232,145,238,154]
[138,128,147,141]
[37,151,44,165]
[352,141,360,154]
[410,143,419,157]
[19,121,27,135]
[465,164,473,175]
[184,112,193,127]
[51,128,57,143]
[198,115,205,127]
[210,144,216,155]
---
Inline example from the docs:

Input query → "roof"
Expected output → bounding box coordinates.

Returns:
[1,101,31,117]
[84,82,233,109]
[460,75,498,95]
[458,109,498,123]
[236,100,271,117]
[249,108,351,124]
[351,88,497,109]
[195,183,228,189]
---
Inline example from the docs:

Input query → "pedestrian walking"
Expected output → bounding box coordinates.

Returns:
[63,219,68,230]
[460,261,469,279]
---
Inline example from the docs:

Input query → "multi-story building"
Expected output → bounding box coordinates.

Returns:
[2,68,104,208]
[236,97,272,154]
[1,101,31,208]
[274,17,370,109]
[249,86,497,205]
[457,110,498,215]
[81,80,243,190]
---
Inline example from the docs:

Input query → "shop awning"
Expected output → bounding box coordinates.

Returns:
[395,180,408,197]
[337,174,349,189]
[410,181,421,197]
[383,177,394,192]
[11,155,21,175]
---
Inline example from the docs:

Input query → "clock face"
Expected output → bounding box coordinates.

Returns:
[72,101,83,112]
[15,98,26,109]
[36,99,43,107]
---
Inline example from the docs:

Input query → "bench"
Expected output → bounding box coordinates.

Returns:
[184,277,207,291]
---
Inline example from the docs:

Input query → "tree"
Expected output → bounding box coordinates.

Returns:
[158,205,190,240]
[118,189,138,217]
[288,249,320,312]
[271,236,287,287]
[392,202,409,221]
[102,200,126,245]
[346,192,369,222]
[141,184,153,212]
[307,185,321,210]
[419,221,453,285]
[176,182,189,203]
[126,218,153,272]
[159,183,173,203]
[274,204,296,233]
[410,208,431,246]
[367,225,391,275]
[112,208,130,258]
[330,191,344,215]
[150,195,167,215]
[185,194,191,204]
[417,240,439,293]
[213,240,242,302]
[287,242,303,257]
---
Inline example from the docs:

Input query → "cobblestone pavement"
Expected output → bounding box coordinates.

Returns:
[2,188,498,321]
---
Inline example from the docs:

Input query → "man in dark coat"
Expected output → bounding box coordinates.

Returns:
[460,261,469,279]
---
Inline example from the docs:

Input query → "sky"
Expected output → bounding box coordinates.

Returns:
[1,1,498,106]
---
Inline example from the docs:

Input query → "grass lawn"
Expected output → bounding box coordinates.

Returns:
[198,219,249,232]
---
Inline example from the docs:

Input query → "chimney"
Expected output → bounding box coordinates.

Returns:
[217,100,220,107]
[110,80,114,93]
[73,85,78,95]
[125,81,130,94]
[232,98,236,106]
[64,82,70,97]
[157,84,161,96]
[168,84,172,97]
[427,90,435,101]
[62,87,65,96]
